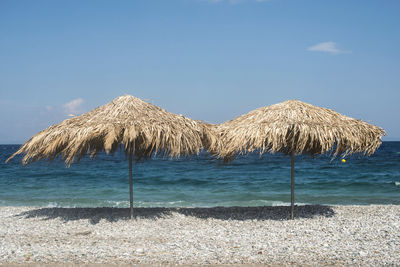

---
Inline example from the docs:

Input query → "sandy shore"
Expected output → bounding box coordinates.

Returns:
[0,205,399,266]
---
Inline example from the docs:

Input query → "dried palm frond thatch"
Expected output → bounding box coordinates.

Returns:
[7,95,218,165]
[215,100,385,160]
[214,100,385,219]
[7,95,219,218]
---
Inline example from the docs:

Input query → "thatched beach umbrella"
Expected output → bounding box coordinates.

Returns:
[214,100,385,219]
[6,95,218,219]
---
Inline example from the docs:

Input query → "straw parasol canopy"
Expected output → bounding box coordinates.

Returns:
[214,100,385,219]
[7,95,218,218]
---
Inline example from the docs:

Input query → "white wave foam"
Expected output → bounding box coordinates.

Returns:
[45,202,78,208]
[104,200,129,207]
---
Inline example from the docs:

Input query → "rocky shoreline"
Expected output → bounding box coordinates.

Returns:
[1,205,399,266]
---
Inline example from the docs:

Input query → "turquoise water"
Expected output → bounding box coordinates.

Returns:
[0,142,399,207]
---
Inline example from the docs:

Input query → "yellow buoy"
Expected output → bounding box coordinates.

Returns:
[341,159,346,163]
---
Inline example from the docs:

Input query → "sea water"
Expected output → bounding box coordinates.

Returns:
[0,142,399,207]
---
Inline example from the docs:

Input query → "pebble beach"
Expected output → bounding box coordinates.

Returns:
[1,205,399,266]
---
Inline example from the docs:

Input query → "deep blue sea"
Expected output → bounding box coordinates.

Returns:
[0,142,399,207]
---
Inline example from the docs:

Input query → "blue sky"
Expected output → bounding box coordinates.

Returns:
[0,0,399,143]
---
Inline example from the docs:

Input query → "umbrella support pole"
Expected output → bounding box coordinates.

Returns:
[290,152,295,220]
[129,152,134,219]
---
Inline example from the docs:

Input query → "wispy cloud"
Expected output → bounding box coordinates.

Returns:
[307,41,350,55]
[63,98,84,116]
